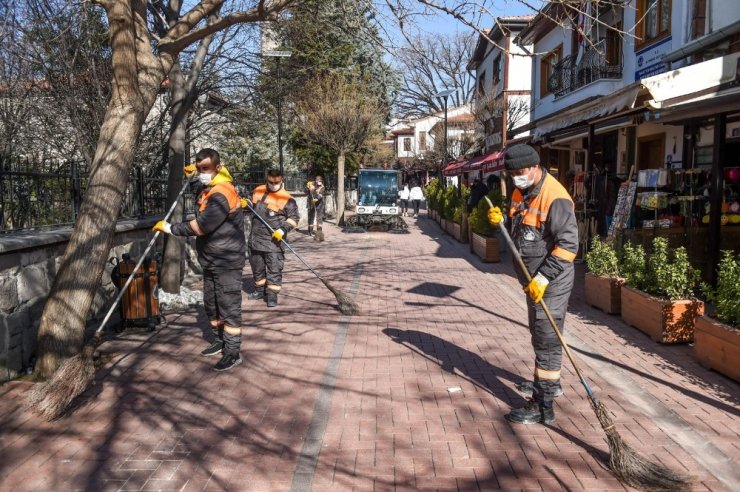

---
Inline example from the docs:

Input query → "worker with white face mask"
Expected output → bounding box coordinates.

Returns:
[488,144,578,425]
[246,168,300,308]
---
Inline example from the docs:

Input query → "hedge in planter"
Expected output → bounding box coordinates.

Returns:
[696,251,740,381]
[584,236,624,314]
[619,238,703,344]
[468,191,505,262]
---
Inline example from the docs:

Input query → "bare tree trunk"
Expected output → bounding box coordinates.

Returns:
[35,0,166,378]
[335,149,346,226]
[36,104,145,378]
[160,60,188,293]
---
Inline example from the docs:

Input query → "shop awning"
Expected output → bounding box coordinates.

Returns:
[461,149,505,173]
[531,84,641,140]
[643,52,740,108]
[443,161,466,176]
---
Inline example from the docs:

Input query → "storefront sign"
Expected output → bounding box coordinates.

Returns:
[635,37,672,81]
[485,132,502,147]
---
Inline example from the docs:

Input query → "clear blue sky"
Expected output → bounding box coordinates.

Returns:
[379,1,542,44]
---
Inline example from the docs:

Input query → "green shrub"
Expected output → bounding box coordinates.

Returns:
[442,185,459,221]
[451,185,469,224]
[702,251,740,328]
[425,178,440,211]
[585,236,620,278]
[468,190,506,236]
[620,242,647,291]
[644,237,699,300]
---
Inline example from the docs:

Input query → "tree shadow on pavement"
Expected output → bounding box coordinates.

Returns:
[382,328,528,405]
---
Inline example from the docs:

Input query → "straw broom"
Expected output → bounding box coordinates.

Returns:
[246,202,358,316]
[485,197,692,491]
[30,181,191,421]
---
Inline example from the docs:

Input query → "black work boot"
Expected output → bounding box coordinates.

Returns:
[266,290,278,307]
[214,352,242,372]
[200,339,223,357]
[248,287,265,301]
[517,380,564,398]
[505,399,555,425]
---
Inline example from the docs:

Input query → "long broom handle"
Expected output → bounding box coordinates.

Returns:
[485,197,598,402]
[93,179,192,338]
[245,202,325,281]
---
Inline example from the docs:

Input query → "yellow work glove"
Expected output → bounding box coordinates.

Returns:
[307,181,314,189]
[487,206,503,226]
[272,228,286,242]
[312,198,318,204]
[240,197,252,209]
[184,163,197,178]
[152,220,172,235]
[524,273,549,303]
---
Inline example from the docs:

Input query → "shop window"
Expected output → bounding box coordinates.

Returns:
[540,45,562,97]
[636,0,671,47]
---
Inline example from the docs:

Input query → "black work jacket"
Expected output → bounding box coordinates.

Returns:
[249,184,300,252]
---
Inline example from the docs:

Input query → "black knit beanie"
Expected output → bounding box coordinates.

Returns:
[504,144,540,171]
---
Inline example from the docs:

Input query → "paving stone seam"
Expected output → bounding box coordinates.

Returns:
[289,235,369,492]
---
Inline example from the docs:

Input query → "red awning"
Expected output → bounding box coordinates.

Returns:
[481,149,506,173]
[443,160,466,176]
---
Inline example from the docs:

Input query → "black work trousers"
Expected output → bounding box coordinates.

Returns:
[308,200,325,229]
[411,199,421,215]
[526,270,573,403]
[248,248,285,290]
[202,268,243,328]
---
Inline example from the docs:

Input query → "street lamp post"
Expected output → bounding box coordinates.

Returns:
[433,89,455,190]
[263,50,292,175]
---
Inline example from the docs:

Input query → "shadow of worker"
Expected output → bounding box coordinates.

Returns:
[382,328,529,406]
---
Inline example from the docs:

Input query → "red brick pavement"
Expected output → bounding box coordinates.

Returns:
[1,215,739,491]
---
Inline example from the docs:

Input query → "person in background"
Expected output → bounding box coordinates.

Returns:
[409,181,424,218]
[487,144,578,425]
[247,169,300,308]
[306,175,325,239]
[467,177,489,213]
[153,148,246,372]
[398,183,410,217]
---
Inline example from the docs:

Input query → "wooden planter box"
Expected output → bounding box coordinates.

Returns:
[446,221,462,241]
[620,286,704,344]
[584,273,624,314]
[694,315,740,382]
[471,232,500,262]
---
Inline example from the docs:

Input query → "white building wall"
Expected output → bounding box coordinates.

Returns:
[507,43,532,92]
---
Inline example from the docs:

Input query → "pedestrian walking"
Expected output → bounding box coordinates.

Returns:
[488,144,578,424]
[409,182,424,218]
[398,183,410,216]
[467,177,489,213]
[306,175,325,239]
[153,148,246,372]
[247,168,300,308]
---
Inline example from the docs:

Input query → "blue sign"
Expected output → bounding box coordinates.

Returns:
[634,36,672,81]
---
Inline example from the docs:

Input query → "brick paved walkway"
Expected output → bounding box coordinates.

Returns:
[1,214,739,491]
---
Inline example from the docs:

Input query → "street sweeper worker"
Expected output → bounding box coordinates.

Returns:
[247,168,300,307]
[152,148,246,372]
[488,144,578,425]
[306,175,325,238]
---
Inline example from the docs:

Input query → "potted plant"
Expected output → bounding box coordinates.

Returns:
[468,191,505,262]
[696,251,740,382]
[619,238,703,343]
[442,185,458,237]
[584,236,624,314]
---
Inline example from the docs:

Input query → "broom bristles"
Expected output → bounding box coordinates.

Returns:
[321,278,359,316]
[28,347,96,421]
[592,400,693,491]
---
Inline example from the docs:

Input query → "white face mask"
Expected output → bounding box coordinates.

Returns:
[198,173,213,185]
[268,182,282,192]
[512,169,534,190]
